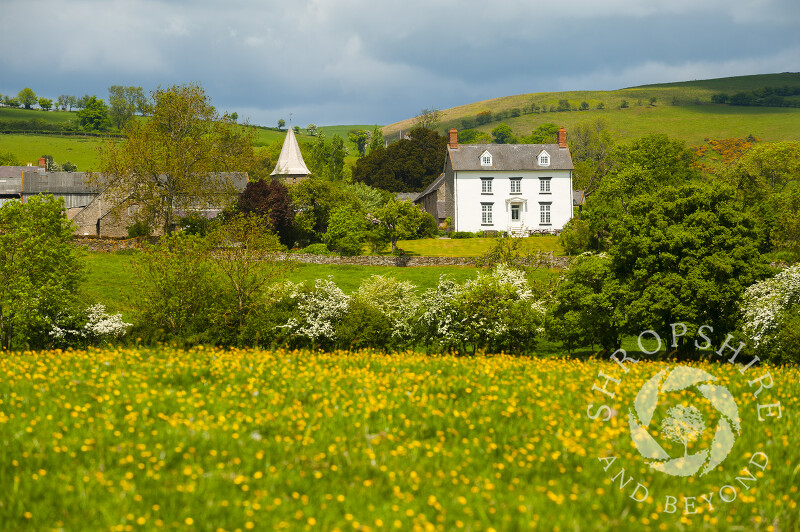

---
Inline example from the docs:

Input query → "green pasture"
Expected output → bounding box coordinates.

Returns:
[0,347,795,531]
[0,133,106,169]
[79,245,562,319]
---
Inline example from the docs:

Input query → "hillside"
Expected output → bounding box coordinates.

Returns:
[382,73,800,146]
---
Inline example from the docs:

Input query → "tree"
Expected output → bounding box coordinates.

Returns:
[57,94,75,111]
[236,178,296,247]
[570,118,615,198]
[17,87,37,109]
[205,214,293,333]
[416,108,441,130]
[366,125,384,155]
[3,96,20,108]
[0,195,83,350]
[323,205,368,255]
[289,178,359,243]
[0,151,21,165]
[93,83,256,235]
[458,129,491,144]
[76,96,111,131]
[306,123,318,136]
[353,127,447,192]
[278,118,285,130]
[108,85,141,129]
[38,97,53,110]
[349,129,369,156]
[610,182,768,349]
[230,112,238,122]
[491,123,516,144]
[519,123,559,144]
[76,94,92,109]
[368,198,435,252]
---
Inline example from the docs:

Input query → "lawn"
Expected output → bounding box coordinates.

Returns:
[79,249,562,319]
[397,235,563,257]
[0,347,795,531]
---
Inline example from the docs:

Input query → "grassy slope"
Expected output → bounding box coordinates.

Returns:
[382,72,800,145]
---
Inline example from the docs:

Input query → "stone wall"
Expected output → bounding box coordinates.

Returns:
[74,238,572,268]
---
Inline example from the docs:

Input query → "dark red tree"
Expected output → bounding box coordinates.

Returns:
[237,179,296,247]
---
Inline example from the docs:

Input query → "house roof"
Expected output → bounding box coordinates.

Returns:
[271,128,310,176]
[417,172,446,200]
[395,192,420,202]
[448,143,573,171]
[0,166,31,179]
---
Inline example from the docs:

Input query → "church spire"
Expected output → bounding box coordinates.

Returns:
[271,127,310,183]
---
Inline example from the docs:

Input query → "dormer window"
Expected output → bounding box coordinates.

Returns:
[480,150,493,166]
[538,150,550,166]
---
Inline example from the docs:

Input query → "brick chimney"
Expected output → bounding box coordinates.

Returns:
[558,127,567,148]
[38,157,47,173]
[449,128,458,149]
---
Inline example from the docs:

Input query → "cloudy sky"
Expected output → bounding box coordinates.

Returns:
[2,0,799,127]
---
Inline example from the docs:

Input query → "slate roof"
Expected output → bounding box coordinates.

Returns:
[417,172,446,199]
[448,144,573,171]
[395,192,420,202]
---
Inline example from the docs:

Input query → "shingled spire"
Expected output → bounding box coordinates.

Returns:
[271,127,310,183]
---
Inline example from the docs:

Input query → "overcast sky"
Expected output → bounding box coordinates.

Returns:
[2,0,799,127]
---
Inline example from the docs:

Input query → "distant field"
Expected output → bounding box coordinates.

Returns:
[0,133,106,169]
[383,72,800,146]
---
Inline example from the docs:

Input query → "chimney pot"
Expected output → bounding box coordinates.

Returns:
[449,128,458,149]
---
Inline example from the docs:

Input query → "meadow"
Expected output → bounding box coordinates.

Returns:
[0,347,795,531]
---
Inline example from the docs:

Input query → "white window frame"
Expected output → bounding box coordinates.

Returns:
[481,203,493,225]
[540,203,551,225]
[481,177,493,194]
[538,150,551,167]
[480,150,493,166]
[540,177,551,193]
[510,177,522,194]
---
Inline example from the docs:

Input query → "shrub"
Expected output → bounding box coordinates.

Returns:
[297,243,331,255]
[740,263,800,363]
[127,220,152,238]
[450,231,473,239]
[558,218,591,255]
[281,278,349,350]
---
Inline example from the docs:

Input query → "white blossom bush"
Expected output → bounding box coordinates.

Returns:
[417,275,467,353]
[50,304,131,347]
[741,263,800,361]
[339,275,420,350]
[281,278,349,349]
[417,264,547,354]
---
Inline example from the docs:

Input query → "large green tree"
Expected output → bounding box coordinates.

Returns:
[611,182,767,349]
[353,127,447,192]
[93,83,255,234]
[108,85,146,129]
[76,96,111,131]
[569,118,615,198]
[0,195,83,350]
[17,87,37,109]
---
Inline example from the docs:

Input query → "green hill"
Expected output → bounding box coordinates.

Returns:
[383,73,800,146]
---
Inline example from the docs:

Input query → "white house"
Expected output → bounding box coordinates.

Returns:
[443,128,574,234]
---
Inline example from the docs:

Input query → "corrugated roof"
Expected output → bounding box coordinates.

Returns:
[0,166,31,179]
[448,144,573,171]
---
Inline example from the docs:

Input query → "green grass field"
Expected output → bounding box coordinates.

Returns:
[383,73,800,146]
[5,74,800,173]
[397,235,562,257]
[0,347,795,531]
